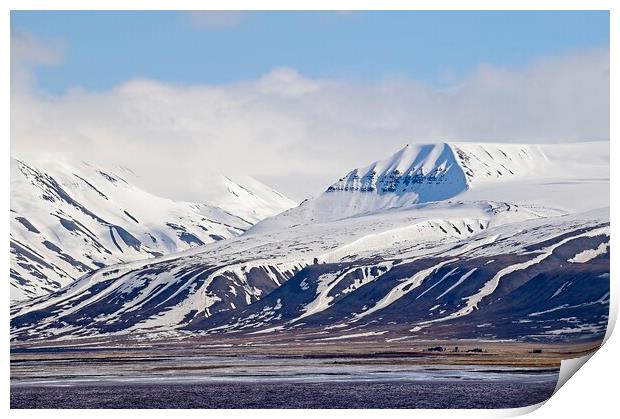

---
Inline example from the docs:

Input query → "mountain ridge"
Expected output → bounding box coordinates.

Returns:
[10,156,296,301]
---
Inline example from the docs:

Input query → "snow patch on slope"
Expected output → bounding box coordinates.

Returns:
[568,242,609,263]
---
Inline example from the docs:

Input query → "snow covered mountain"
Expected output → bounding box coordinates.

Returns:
[253,141,608,230]
[10,156,296,301]
[193,209,609,342]
[10,142,609,345]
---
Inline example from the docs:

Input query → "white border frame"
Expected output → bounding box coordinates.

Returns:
[3,2,616,418]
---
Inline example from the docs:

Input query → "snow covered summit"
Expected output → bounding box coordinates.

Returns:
[327,143,545,202]
[252,141,607,230]
[326,142,544,196]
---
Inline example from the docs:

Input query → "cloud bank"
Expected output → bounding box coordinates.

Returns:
[11,32,609,201]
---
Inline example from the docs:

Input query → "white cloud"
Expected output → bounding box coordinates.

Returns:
[257,67,322,97]
[11,30,64,90]
[11,37,609,202]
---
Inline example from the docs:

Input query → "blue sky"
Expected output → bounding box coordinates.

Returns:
[11,10,610,200]
[11,10,609,94]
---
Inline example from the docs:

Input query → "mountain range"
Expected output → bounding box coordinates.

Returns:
[10,142,609,345]
[10,156,295,301]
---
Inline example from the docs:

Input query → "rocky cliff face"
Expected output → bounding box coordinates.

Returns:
[325,143,544,195]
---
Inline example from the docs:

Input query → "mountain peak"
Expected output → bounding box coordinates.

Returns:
[250,141,581,231]
[324,142,546,200]
[326,143,458,196]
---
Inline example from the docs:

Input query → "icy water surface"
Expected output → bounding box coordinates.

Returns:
[11,355,559,408]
